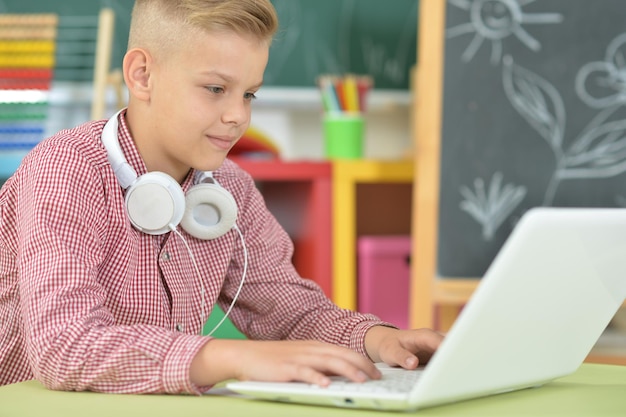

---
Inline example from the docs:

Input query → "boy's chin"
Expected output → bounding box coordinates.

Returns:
[193,158,227,173]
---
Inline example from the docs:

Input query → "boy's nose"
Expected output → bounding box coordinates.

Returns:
[221,98,249,126]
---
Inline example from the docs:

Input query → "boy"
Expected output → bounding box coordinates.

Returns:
[0,0,442,394]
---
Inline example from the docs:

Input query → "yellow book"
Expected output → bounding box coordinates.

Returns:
[0,54,55,68]
[0,41,55,54]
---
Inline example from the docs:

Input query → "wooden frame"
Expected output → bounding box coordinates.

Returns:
[410,0,476,330]
[91,8,124,120]
[91,8,115,120]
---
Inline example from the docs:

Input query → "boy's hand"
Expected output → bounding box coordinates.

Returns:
[364,326,444,369]
[191,339,382,387]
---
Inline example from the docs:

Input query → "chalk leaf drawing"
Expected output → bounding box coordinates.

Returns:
[447,0,562,65]
[460,172,527,241]
[502,55,566,156]
[576,33,626,109]
[503,55,626,205]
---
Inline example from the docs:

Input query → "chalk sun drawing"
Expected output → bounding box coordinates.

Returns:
[446,0,562,64]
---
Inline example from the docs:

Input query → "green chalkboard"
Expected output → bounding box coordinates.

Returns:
[267,0,418,89]
[0,0,418,89]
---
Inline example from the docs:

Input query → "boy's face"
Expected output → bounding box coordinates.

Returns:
[142,29,269,177]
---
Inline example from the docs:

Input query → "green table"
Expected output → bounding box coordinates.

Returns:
[1,364,625,416]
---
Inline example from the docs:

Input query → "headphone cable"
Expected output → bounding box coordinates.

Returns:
[170,224,248,337]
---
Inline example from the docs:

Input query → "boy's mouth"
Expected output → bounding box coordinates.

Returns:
[206,134,236,150]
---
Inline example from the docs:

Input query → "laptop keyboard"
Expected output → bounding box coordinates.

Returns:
[316,368,423,394]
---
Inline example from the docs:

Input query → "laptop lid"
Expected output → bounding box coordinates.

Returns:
[408,207,626,409]
[226,207,626,411]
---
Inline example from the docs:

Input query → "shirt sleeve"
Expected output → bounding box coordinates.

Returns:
[15,142,208,394]
[217,166,394,357]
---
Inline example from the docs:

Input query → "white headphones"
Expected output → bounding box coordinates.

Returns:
[101,110,238,240]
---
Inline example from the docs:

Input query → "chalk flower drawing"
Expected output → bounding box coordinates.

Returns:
[576,33,626,109]
[459,172,527,241]
[446,0,562,65]
[503,55,626,205]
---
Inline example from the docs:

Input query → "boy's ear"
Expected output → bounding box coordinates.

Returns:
[123,48,153,102]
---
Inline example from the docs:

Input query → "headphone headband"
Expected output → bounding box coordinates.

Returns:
[101,109,137,189]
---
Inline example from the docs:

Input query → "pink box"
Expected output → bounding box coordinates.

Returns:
[357,235,410,329]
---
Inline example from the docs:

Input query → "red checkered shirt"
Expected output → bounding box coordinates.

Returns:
[0,112,385,394]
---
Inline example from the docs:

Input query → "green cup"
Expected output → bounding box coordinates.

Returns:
[323,114,364,159]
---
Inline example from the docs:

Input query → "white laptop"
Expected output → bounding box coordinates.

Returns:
[226,207,626,411]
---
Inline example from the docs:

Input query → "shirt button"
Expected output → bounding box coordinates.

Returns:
[161,252,171,261]
[175,323,183,332]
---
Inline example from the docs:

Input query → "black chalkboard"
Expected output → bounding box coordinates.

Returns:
[0,0,418,89]
[437,0,626,278]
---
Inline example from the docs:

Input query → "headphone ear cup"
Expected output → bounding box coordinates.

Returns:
[125,172,186,235]
[181,183,238,240]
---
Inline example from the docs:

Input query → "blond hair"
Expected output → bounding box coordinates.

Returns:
[128,0,278,60]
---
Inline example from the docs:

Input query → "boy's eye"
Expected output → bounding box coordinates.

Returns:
[244,92,258,100]
[206,86,224,94]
